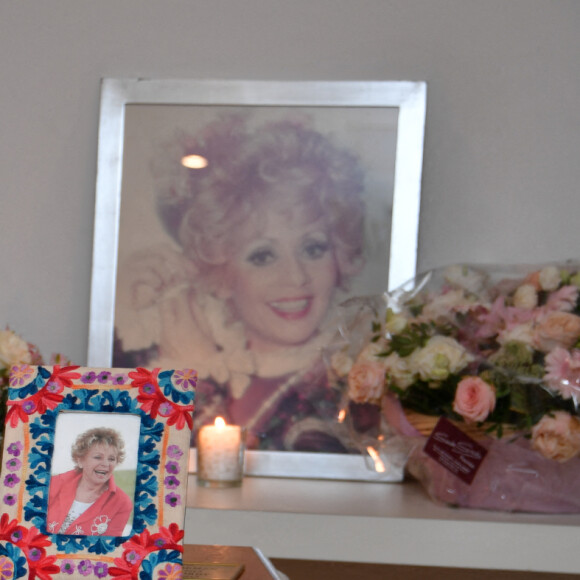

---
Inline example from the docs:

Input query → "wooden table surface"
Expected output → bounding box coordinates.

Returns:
[183,544,280,579]
[270,558,580,580]
[183,545,580,579]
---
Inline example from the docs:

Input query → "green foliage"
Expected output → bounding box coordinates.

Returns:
[387,322,434,357]
[391,375,459,418]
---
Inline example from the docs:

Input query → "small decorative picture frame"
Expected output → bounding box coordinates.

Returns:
[0,364,196,580]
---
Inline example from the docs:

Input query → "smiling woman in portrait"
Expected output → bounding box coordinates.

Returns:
[113,114,375,451]
[47,427,133,536]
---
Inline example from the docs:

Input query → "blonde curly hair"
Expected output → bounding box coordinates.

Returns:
[71,427,126,469]
[152,113,367,293]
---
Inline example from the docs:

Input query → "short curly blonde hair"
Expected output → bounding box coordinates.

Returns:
[153,114,366,293]
[71,427,126,469]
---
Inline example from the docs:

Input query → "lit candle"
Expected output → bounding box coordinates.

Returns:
[197,417,245,487]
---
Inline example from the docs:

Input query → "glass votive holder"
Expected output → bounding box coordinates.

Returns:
[196,417,246,488]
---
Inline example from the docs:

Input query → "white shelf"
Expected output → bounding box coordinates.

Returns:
[184,475,580,574]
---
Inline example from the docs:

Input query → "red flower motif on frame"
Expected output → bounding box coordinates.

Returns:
[5,366,81,427]
[130,368,194,430]
[0,514,59,580]
[108,524,184,579]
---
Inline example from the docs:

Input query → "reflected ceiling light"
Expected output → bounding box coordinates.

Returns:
[181,154,208,169]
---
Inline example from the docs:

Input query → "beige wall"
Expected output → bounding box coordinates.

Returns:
[1,0,579,366]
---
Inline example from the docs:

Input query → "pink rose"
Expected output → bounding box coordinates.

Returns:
[531,411,580,462]
[347,360,386,404]
[533,311,580,353]
[452,376,496,423]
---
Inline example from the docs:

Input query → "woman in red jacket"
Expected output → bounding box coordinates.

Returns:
[46,427,133,536]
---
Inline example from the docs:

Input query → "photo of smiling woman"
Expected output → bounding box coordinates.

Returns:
[113,111,395,452]
[47,415,139,536]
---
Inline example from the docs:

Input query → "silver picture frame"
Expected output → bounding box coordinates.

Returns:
[88,78,426,481]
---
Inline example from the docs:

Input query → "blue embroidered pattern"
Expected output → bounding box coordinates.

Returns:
[138,549,182,580]
[0,541,28,579]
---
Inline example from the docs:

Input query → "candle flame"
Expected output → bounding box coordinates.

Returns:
[214,416,226,428]
[366,446,386,473]
[337,409,346,423]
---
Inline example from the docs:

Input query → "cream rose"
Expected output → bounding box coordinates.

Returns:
[452,376,496,423]
[358,341,386,362]
[0,329,32,368]
[329,349,354,378]
[347,360,386,404]
[383,352,414,390]
[422,290,474,322]
[513,284,538,309]
[444,264,488,295]
[531,412,580,462]
[533,311,580,353]
[538,266,561,291]
[408,335,474,382]
[497,321,535,347]
[384,308,408,335]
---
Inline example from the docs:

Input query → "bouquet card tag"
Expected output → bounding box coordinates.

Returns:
[423,417,488,484]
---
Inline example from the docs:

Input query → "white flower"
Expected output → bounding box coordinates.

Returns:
[539,266,562,291]
[408,335,474,382]
[421,290,474,322]
[0,330,31,368]
[383,352,414,390]
[384,308,407,335]
[358,341,386,362]
[513,284,538,309]
[444,265,488,295]
[497,322,535,347]
[329,349,354,378]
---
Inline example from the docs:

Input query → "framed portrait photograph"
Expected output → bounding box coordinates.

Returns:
[50,411,141,536]
[0,365,195,579]
[88,79,426,481]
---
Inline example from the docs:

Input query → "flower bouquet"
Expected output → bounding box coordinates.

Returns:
[328,261,580,513]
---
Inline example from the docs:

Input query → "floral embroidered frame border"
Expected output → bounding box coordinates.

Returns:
[0,365,196,579]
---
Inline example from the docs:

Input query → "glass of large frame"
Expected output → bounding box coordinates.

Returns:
[88,79,426,481]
